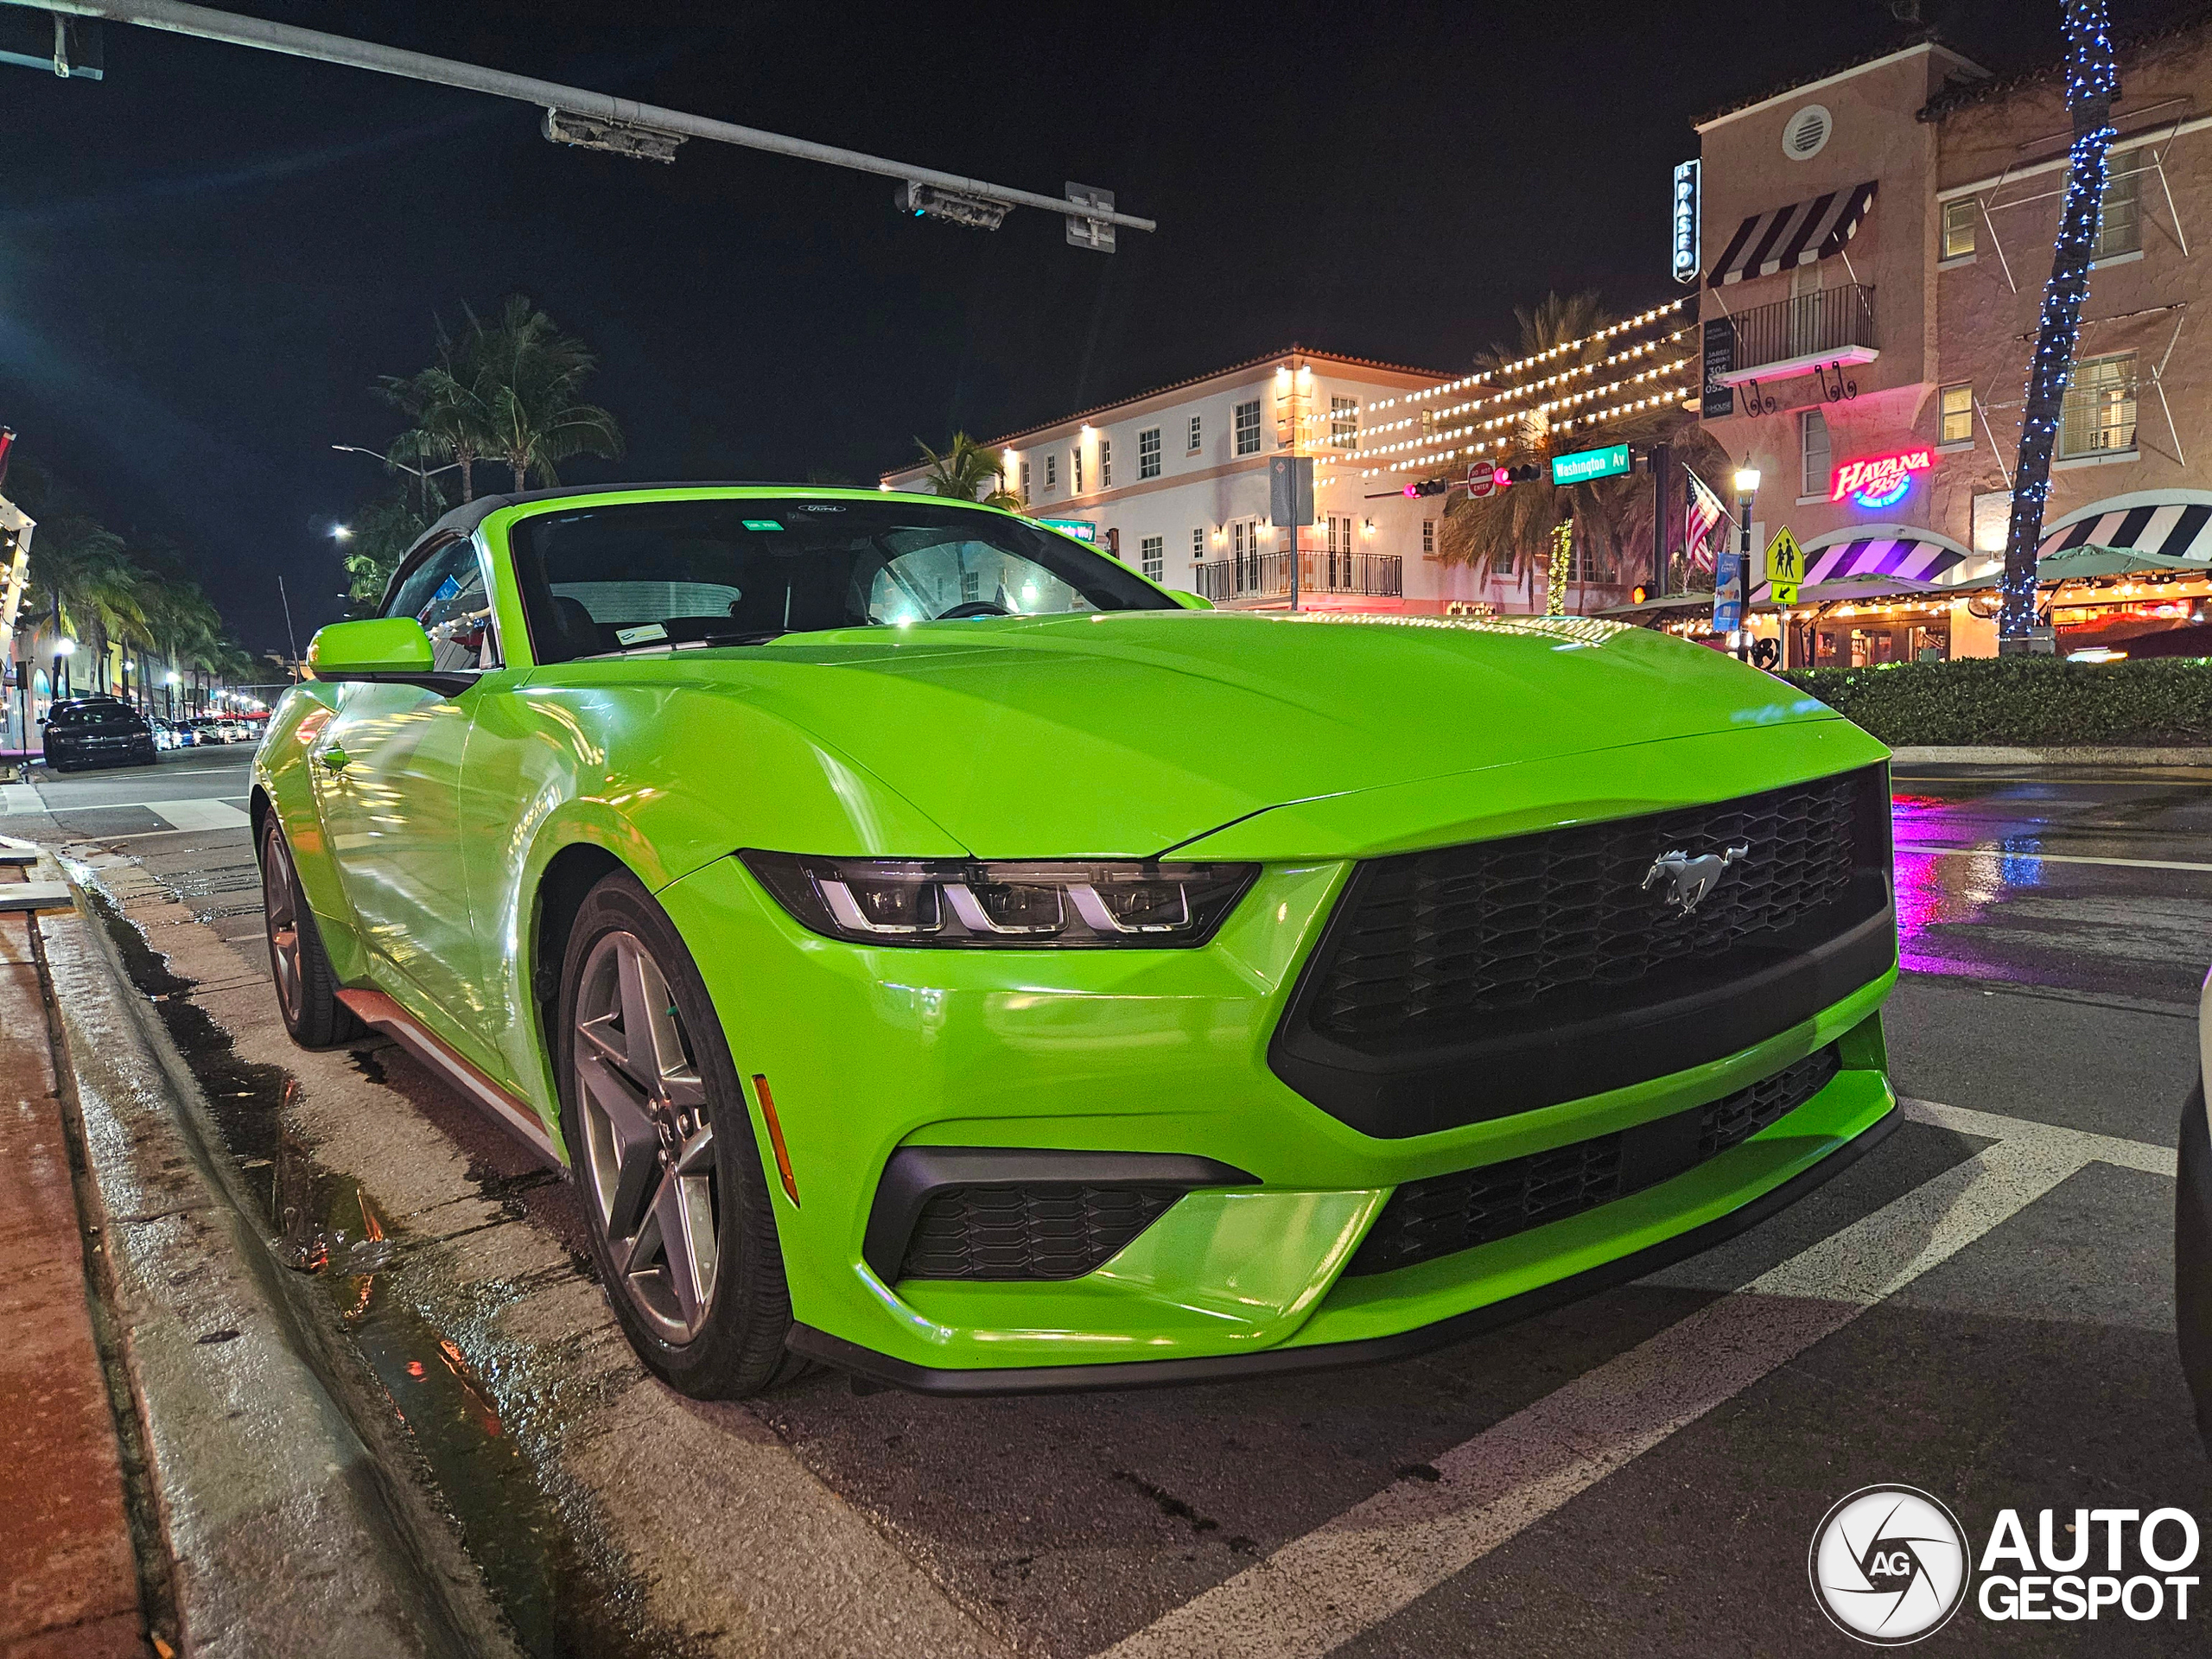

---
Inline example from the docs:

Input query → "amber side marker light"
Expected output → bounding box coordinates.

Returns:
[751,1074,800,1206]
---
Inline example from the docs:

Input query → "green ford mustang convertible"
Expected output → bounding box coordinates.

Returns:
[253,484,1898,1397]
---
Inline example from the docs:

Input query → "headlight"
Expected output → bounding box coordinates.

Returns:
[739,852,1259,948]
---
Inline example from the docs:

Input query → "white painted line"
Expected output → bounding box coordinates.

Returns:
[43,795,251,815]
[1895,842,2212,874]
[1,781,42,816]
[1096,1101,2153,1659]
[149,798,251,831]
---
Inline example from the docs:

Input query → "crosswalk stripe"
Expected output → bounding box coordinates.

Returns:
[1092,1099,2161,1659]
[149,798,251,831]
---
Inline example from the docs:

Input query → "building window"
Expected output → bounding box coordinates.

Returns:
[1187,415,1203,454]
[1940,384,1974,446]
[2059,351,2138,457]
[1020,459,1032,499]
[1045,454,1058,491]
[1234,399,1262,456]
[1192,527,1205,563]
[1422,518,1436,557]
[1800,407,1831,498]
[1101,439,1112,488]
[1139,426,1162,480]
[1140,535,1164,581]
[1072,448,1084,493]
[1330,396,1359,448]
[2096,149,2142,260]
[1941,198,1978,260]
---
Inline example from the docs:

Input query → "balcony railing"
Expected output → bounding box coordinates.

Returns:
[1722,283,1877,377]
[1193,550,1404,603]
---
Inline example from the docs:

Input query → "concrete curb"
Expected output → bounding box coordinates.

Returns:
[1888,746,2212,767]
[37,874,520,1659]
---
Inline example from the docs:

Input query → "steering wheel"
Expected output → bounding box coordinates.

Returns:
[935,601,1014,620]
[1750,637,1781,670]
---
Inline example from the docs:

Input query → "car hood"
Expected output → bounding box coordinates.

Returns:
[643,609,1849,858]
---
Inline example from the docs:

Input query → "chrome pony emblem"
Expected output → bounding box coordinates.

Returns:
[1642,843,1751,915]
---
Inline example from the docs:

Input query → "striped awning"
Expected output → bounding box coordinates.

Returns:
[1707,181,1878,289]
[2038,499,2212,562]
[1750,533,1964,602]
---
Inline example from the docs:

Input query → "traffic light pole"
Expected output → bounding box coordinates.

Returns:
[5,0,1156,239]
[1649,442,1671,598]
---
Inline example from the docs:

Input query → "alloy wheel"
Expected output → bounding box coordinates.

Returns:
[263,829,304,1026]
[573,930,720,1343]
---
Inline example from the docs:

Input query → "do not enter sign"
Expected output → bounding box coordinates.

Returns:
[1466,460,1497,499]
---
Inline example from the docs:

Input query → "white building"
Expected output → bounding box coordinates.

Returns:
[881,346,1560,615]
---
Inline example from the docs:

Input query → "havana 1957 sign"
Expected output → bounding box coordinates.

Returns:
[1830,447,1935,510]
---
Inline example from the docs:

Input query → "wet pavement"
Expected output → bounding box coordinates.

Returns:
[10,751,2212,1656]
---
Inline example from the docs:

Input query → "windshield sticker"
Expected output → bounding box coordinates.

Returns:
[741,518,785,532]
[432,574,461,601]
[614,622,669,645]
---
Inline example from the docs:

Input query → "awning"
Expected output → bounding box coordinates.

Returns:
[1748,530,1966,603]
[2038,496,2212,563]
[1707,181,1878,289]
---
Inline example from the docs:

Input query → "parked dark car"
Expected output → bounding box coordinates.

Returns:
[42,696,159,771]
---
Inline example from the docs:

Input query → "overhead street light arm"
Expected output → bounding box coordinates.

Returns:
[7,0,1156,234]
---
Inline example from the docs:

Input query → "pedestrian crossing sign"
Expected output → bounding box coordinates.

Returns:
[1764,524,1804,586]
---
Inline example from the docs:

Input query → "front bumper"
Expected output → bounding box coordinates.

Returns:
[661,847,1897,1387]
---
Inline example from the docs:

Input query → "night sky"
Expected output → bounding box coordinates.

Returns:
[0,0,2152,649]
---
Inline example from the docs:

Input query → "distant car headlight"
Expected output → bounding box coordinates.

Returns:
[739,852,1259,948]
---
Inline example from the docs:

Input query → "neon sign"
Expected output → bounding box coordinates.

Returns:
[1830,448,1935,510]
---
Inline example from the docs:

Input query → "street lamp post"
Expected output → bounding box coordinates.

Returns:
[163,670,181,721]
[54,636,74,702]
[1732,467,1761,662]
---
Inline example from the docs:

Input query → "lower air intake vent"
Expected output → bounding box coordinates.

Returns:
[1345,1046,1842,1276]
[901,1182,1183,1281]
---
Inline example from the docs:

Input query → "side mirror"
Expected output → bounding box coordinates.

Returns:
[1166,589,1215,611]
[305,618,474,696]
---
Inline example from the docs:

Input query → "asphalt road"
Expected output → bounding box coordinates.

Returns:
[10,748,2210,1656]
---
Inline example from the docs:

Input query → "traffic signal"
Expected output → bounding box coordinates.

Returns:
[1631,585,1649,605]
[1401,479,1452,498]
[1504,463,1545,485]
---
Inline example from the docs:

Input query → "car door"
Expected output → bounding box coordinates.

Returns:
[311,536,507,1060]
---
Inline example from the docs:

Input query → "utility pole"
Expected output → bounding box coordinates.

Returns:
[5,0,1155,246]
[277,573,300,681]
[1999,0,2119,653]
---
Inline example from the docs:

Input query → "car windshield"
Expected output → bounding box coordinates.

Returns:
[51,702,128,726]
[507,496,1176,664]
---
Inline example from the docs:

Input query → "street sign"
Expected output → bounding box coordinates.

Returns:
[1466,459,1497,499]
[1764,524,1805,585]
[1269,455,1315,527]
[1551,444,1630,486]
[1065,183,1116,252]
[1037,517,1096,543]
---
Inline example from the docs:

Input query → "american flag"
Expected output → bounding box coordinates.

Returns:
[1684,469,1726,571]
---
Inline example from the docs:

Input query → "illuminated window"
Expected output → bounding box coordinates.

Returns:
[1800,408,1831,498]
[2096,149,2141,260]
[1940,384,1974,446]
[1139,427,1162,480]
[1234,399,1262,456]
[1330,396,1360,449]
[1941,199,1978,260]
[1141,535,1164,581]
[2059,352,2138,458]
[1186,415,1203,454]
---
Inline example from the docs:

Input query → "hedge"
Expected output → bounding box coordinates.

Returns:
[1777,656,2212,747]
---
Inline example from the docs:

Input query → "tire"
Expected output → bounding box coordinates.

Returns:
[556,869,802,1398]
[259,816,362,1047]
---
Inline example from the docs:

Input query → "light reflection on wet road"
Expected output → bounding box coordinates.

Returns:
[1889,766,2212,1002]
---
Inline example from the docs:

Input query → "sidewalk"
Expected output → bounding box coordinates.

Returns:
[0,846,156,1657]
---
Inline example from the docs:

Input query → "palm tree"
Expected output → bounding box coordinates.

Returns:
[25,516,142,696]
[473,295,625,492]
[341,488,437,611]
[1436,292,1713,598]
[914,432,1021,512]
[380,316,491,504]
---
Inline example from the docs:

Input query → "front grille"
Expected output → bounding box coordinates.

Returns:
[899,1182,1183,1281]
[1344,1046,1842,1276]
[1310,773,1865,1040]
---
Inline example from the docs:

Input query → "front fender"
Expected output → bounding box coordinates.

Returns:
[252,683,369,982]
